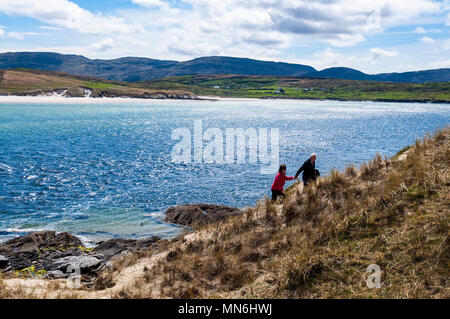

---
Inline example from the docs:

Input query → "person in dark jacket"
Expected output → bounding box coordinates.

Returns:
[294,153,318,187]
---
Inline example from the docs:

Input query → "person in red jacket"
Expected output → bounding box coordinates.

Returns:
[271,164,294,201]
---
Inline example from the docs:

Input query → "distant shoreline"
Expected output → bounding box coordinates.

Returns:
[0,95,211,103]
[0,94,449,104]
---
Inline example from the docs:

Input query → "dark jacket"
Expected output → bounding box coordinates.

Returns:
[295,158,316,182]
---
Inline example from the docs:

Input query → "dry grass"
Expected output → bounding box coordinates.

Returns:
[1,127,448,299]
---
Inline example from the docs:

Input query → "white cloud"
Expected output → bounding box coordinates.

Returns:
[126,0,442,56]
[0,27,41,40]
[132,0,168,8]
[370,47,398,62]
[370,47,398,57]
[440,38,450,50]
[427,59,450,68]
[39,26,63,31]
[326,34,366,47]
[414,27,426,33]
[6,32,25,40]
[90,37,115,52]
[420,36,436,44]
[0,0,144,34]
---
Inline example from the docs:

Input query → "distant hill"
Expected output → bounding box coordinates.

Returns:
[371,68,450,83]
[307,67,450,83]
[0,51,449,83]
[0,52,315,82]
[308,67,371,81]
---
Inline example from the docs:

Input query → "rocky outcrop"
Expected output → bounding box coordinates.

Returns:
[13,88,199,99]
[44,256,101,274]
[89,90,198,100]
[0,231,160,279]
[0,231,83,254]
[92,237,160,261]
[165,204,240,226]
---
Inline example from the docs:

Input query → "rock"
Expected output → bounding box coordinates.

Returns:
[0,231,160,277]
[165,204,240,226]
[136,236,160,247]
[4,251,36,270]
[93,236,160,261]
[0,231,83,255]
[46,270,67,279]
[93,239,136,260]
[51,232,84,248]
[44,256,101,274]
[0,255,8,268]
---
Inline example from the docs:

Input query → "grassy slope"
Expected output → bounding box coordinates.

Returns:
[0,69,194,98]
[0,130,448,298]
[141,75,450,103]
[110,127,448,299]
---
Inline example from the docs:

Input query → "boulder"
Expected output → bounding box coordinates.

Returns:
[44,256,101,274]
[93,236,160,261]
[165,204,240,226]
[0,231,83,255]
[4,251,36,270]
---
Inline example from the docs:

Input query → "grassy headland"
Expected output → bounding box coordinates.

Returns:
[0,69,196,99]
[139,74,450,103]
[1,128,448,298]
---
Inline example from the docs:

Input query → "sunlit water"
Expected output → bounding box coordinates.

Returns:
[0,98,448,243]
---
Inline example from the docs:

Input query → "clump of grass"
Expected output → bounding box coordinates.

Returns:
[93,272,115,290]
[345,164,358,177]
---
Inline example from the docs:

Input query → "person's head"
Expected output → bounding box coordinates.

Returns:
[279,164,287,175]
[310,153,317,163]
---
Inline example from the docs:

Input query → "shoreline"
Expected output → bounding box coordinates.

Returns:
[0,94,449,104]
[0,95,211,104]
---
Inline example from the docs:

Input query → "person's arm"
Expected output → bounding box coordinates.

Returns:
[286,176,294,181]
[294,163,305,179]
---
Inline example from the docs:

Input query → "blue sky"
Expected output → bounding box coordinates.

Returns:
[0,0,449,73]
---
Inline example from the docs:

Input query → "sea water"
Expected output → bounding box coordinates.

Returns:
[0,97,448,243]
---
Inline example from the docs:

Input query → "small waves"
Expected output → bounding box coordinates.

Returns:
[0,163,13,174]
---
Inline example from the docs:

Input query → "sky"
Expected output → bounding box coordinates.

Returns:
[0,0,449,74]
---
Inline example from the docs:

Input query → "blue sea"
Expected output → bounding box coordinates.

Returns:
[0,98,448,243]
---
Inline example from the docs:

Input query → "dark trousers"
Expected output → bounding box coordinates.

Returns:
[303,178,315,187]
[271,190,285,201]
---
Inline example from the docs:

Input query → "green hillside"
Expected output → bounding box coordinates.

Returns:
[141,75,450,103]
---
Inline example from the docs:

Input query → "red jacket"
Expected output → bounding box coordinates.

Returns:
[271,173,294,191]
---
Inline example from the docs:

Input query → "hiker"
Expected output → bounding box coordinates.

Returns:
[294,153,319,187]
[271,164,295,201]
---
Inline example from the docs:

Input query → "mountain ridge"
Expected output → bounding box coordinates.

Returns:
[0,51,449,83]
